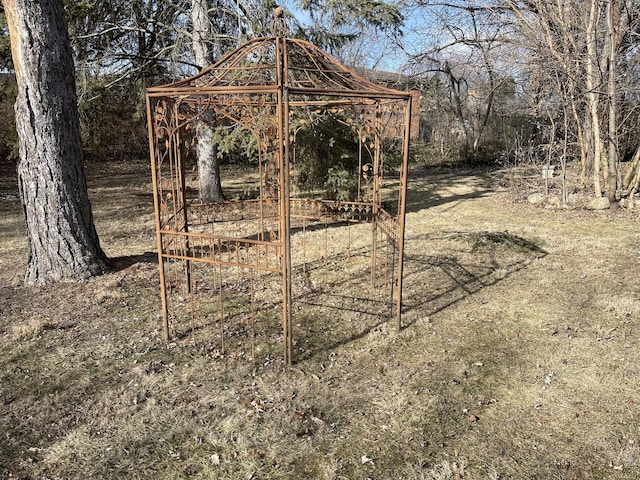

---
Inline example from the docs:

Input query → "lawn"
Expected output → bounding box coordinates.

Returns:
[1,160,639,479]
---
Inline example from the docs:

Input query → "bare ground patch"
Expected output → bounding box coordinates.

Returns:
[1,161,639,479]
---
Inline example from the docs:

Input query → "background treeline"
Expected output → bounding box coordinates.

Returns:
[405,0,640,204]
[1,0,640,201]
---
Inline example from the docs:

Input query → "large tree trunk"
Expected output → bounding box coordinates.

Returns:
[192,0,225,203]
[3,0,108,284]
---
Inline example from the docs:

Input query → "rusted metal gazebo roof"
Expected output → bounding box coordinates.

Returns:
[147,36,411,101]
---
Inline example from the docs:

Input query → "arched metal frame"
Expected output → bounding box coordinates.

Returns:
[146,34,411,365]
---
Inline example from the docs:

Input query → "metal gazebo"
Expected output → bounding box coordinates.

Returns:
[146,27,412,365]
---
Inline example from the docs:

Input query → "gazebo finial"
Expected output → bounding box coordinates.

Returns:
[270,7,288,37]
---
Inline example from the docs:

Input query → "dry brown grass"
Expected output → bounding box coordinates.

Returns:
[1,160,639,479]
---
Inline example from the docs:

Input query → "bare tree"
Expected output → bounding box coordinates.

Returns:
[503,0,640,203]
[407,1,519,161]
[606,0,620,208]
[2,0,108,284]
[405,0,640,203]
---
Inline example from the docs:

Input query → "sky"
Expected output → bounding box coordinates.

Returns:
[279,0,417,73]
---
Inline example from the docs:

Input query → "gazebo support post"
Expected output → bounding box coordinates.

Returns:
[276,35,293,366]
[147,97,171,342]
[370,103,382,289]
[395,96,413,330]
